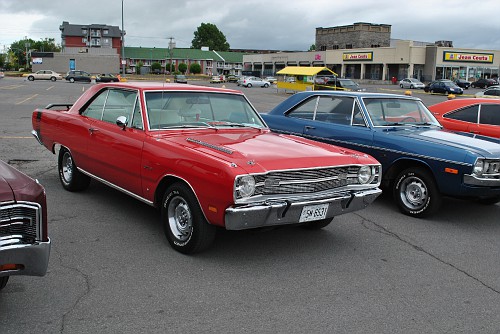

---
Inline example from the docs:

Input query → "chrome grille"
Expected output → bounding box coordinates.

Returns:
[0,202,41,241]
[253,166,374,196]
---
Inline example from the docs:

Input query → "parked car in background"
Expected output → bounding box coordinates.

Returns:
[454,79,471,89]
[475,86,500,98]
[319,78,366,91]
[265,76,278,83]
[424,80,463,94]
[96,73,119,83]
[31,82,382,254]
[240,76,271,88]
[471,78,497,88]
[428,98,500,138]
[0,159,51,291]
[173,74,187,84]
[65,70,92,83]
[262,91,500,217]
[226,75,238,83]
[399,78,425,89]
[210,75,224,83]
[27,70,62,82]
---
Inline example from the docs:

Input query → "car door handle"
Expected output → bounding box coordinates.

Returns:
[305,125,316,130]
[88,128,99,134]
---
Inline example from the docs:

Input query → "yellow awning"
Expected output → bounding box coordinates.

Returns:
[277,66,337,76]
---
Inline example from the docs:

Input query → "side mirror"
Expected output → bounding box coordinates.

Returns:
[116,116,128,130]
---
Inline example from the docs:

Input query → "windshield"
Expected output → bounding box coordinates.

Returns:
[362,98,441,127]
[340,79,358,88]
[144,91,266,130]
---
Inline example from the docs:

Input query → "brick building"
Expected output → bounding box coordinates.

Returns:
[315,22,391,51]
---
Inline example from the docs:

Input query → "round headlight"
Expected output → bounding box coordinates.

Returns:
[236,175,256,198]
[473,159,484,175]
[358,166,373,184]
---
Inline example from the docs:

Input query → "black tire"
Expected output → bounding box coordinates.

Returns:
[28,76,34,81]
[161,182,216,254]
[400,84,403,88]
[301,218,333,230]
[58,147,90,191]
[393,167,442,218]
[69,77,75,83]
[247,83,252,88]
[0,276,8,290]
[263,83,269,88]
[50,76,57,82]
[410,84,414,89]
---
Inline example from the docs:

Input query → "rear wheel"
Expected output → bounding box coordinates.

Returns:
[50,76,57,82]
[246,83,252,88]
[0,276,8,290]
[161,183,216,254]
[58,147,90,191]
[263,83,269,88]
[69,77,75,83]
[393,167,442,218]
[28,76,34,81]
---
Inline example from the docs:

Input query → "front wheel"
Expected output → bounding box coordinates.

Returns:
[0,276,8,290]
[162,183,216,254]
[393,167,442,218]
[263,83,269,88]
[50,76,57,82]
[28,76,34,81]
[58,147,90,191]
[69,77,75,83]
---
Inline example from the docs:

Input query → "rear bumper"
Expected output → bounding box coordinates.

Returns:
[0,237,51,277]
[224,188,381,230]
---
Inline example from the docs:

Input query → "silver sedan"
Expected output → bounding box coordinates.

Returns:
[399,78,425,89]
[240,76,271,88]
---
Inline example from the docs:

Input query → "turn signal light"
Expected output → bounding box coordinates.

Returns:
[0,264,23,272]
[445,168,458,174]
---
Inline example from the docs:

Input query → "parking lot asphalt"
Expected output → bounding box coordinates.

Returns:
[1,76,499,333]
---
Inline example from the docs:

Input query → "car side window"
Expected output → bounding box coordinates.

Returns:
[287,97,317,120]
[101,89,138,124]
[315,96,355,125]
[81,90,108,120]
[479,105,500,126]
[484,89,500,96]
[445,105,478,123]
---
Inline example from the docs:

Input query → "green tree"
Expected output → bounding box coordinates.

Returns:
[191,23,230,51]
[136,61,143,74]
[164,62,173,73]
[189,63,201,74]
[151,62,162,73]
[178,62,187,74]
[9,37,61,69]
[308,44,316,51]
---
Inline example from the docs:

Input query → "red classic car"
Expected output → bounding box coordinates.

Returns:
[32,82,381,254]
[428,98,500,138]
[0,160,51,290]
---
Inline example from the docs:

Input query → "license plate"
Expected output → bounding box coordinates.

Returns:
[299,204,329,223]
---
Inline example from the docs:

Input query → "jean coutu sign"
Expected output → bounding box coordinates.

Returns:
[443,51,494,63]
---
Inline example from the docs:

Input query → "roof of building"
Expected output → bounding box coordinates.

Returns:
[277,66,337,76]
[124,47,248,63]
[60,21,122,38]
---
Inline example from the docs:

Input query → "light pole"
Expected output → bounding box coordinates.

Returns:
[121,0,126,76]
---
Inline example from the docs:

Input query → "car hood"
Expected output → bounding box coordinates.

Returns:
[0,160,34,202]
[383,127,500,156]
[160,130,378,174]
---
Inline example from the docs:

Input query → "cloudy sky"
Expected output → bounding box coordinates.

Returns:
[1,0,499,52]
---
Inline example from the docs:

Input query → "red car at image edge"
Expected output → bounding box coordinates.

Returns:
[428,98,500,138]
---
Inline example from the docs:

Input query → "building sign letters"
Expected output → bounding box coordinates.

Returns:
[443,51,493,63]
[343,52,373,61]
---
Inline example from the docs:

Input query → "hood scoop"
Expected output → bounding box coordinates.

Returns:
[187,138,234,155]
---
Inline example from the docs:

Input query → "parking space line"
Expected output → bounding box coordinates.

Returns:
[0,85,25,90]
[0,136,33,139]
[46,86,54,91]
[15,94,39,105]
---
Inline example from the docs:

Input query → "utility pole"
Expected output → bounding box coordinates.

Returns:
[168,37,174,73]
[24,36,30,70]
[121,0,126,77]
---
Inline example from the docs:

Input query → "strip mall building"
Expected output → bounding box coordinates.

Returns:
[242,22,500,83]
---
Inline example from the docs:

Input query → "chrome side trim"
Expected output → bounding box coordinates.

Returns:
[77,168,154,206]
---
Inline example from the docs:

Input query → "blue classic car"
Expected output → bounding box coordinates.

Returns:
[262,91,500,217]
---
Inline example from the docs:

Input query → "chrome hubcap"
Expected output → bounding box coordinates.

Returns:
[62,153,73,182]
[400,176,428,209]
[168,196,192,241]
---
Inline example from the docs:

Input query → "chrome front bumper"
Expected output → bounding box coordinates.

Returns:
[224,188,382,230]
[0,237,51,277]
